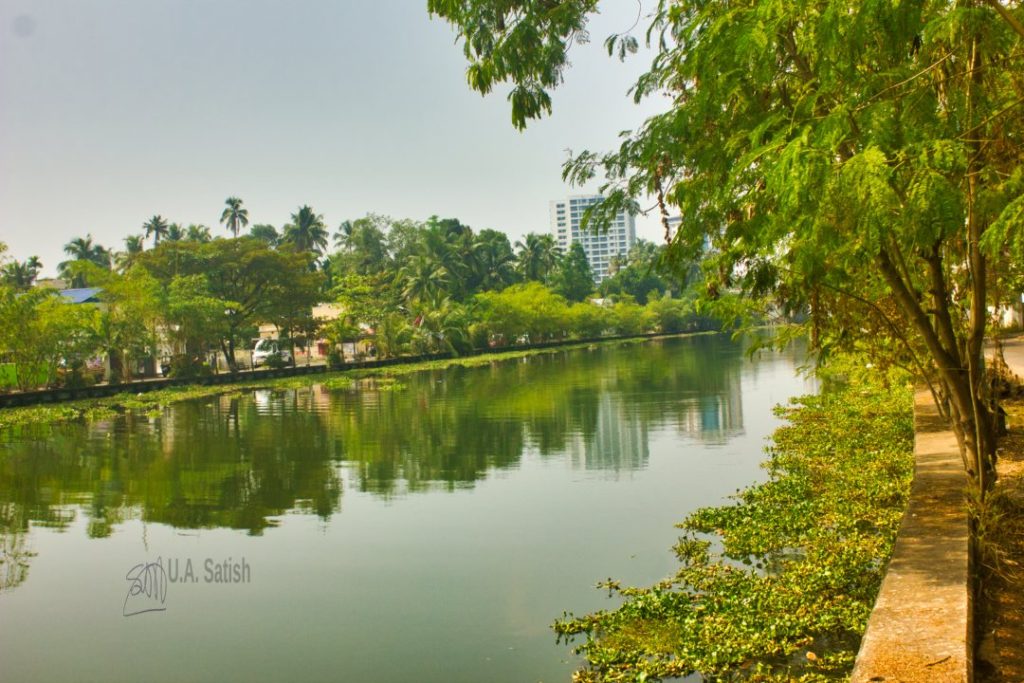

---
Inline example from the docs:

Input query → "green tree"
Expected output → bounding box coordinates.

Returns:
[1,257,42,291]
[165,223,185,242]
[431,0,1024,497]
[552,242,593,302]
[140,238,322,371]
[220,196,249,238]
[514,233,561,282]
[59,235,111,286]
[76,263,162,382]
[186,224,212,242]
[143,215,169,248]
[249,223,279,246]
[0,286,98,390]
[283,205,329,256]
[472,228,518,291]
[334,215,391,275]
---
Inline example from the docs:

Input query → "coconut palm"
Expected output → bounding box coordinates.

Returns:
[186,224,213,242]
[1,257,41,290]
[143,215,169,247]
[59,234,111,286]
[249,223,279,246]
[399,254,451,304]
[220,197,249,237]
[115,234,146,271]
[282,205,329,255]
[166,223,185,242]
[515,233,562,282]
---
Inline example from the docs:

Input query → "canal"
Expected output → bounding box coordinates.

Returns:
[0,334,812,682]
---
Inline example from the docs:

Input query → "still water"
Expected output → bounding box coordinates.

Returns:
[0,335,811,683]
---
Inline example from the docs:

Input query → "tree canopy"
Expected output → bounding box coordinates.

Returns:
[430,0,1024,498]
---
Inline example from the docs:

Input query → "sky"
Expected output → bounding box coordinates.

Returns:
[0,0,666,276]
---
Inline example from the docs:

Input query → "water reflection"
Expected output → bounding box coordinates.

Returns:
[0,335,784,591]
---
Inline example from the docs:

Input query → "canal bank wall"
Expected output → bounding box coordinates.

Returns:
[850,388,973,683]
[0,331,705,408]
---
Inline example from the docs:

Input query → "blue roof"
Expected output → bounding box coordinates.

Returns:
[59,287,103,304]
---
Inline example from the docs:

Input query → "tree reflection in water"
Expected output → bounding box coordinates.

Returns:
[0,335,791,589]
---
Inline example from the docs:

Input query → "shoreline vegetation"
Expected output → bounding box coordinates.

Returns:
[0,332,710,430]
[553,356,914,682]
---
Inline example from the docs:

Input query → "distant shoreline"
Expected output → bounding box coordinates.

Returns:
[0,330,721,428]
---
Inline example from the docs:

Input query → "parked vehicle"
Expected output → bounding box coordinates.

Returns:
[252,339,292,367]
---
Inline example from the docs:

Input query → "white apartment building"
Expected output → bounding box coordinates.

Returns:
[550,194,636,283]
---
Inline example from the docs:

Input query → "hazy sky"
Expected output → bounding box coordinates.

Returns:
[1,0,665,275]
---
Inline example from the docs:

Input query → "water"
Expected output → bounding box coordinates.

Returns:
[0,334,812,683]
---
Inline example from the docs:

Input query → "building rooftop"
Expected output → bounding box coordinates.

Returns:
[59,287,103,304]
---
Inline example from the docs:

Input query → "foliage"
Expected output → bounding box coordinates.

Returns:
[283,205,329,256]
[139,238,322,371]
[553,358,915,682]
[220,197,249,238]
[429,0,1024,497]
[552,241,594,302]
[0,286,98,390]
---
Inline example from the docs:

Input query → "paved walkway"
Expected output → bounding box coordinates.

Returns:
[851,389,972,683]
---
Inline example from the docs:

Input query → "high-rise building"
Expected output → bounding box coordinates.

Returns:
[550,194,636,283]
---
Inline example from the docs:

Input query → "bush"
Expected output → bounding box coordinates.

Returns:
[327,349,345,370]
[167,354,213,379]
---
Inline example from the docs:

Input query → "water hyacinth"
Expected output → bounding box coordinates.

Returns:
[554,357,914,682]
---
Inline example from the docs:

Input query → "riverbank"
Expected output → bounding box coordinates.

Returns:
[0,332,709,429]
[553,356,915,681]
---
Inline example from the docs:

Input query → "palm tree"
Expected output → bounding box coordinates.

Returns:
[1,257,41,290]
[473,229,518,291]
[115,234,146,271]
[59,234,111,286]
[249,223,279,246]
[282,205,329,255]
[515,233,562,282]
[166,223,185,241]
[399,254,451,304]
[220,196,249,237]
[186,224,212,242]
[143,215,169,247]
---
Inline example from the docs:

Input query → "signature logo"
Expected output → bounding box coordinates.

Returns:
[123,557,168,617]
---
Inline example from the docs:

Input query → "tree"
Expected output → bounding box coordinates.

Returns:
[1,257,42,291]
[165,223,185,242]
[334,215,392,275]
[75,263,162,382]
[552,242,593,302]
[600,241,672,304]
[0,286,98,390]
[472,228,518,291]
[59,235,111,286]
[186,224,213,243]
[283,205,329,256]
[430,0,1024,500]
[139,238,322,371]
[514,233,561,282]
[114,235,145,273]
[399,254,451,305]
[220,197,249,238]
[143,215,169,248]
[249,223,279,246]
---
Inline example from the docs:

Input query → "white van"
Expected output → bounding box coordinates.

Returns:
[252,339,292,367]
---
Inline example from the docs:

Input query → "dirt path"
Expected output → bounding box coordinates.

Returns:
[977,337,1024,682]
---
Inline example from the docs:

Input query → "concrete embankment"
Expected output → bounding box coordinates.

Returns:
[850,388,972,683]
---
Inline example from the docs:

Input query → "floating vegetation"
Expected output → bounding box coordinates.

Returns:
[553,356,915,682]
